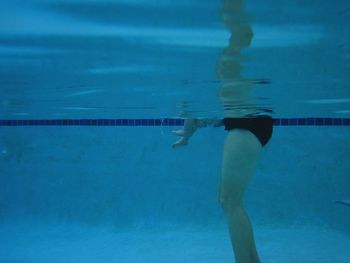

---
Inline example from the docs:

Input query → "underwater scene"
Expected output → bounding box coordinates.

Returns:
[1,0,350,262]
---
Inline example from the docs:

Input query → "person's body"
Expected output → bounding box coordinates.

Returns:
[172,1,274,262]
[172,116,273,263]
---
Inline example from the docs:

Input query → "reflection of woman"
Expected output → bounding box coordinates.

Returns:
[172,1,273,262]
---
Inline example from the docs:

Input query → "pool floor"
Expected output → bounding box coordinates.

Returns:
[0,222,349,263]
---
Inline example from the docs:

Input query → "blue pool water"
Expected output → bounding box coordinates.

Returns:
[1,0,350,262]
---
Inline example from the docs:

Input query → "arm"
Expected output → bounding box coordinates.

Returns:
[171,118,223,148]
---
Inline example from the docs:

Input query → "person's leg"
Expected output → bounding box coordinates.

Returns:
[219,128,262,263]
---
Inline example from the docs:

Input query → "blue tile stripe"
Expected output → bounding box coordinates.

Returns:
[0,118,349,127]
[0,119,184,126]
[273,118,350,126]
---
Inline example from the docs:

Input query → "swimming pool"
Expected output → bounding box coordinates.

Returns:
[1,0,349,262]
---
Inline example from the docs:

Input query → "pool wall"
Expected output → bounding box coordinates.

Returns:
[0,125,349,233]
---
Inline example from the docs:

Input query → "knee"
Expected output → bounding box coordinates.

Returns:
[219,194,243,211]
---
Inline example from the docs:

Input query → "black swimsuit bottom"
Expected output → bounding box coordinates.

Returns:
[223,116,274,147]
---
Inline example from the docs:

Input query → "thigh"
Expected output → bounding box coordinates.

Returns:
[219,128,262,202]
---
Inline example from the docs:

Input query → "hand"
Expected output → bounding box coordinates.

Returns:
[171,118,223,148]
[171,118,200,148]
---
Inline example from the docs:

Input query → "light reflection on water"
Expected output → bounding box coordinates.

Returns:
[0,0,349,119]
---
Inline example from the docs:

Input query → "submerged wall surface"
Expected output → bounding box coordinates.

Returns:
[0,125,349,232]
